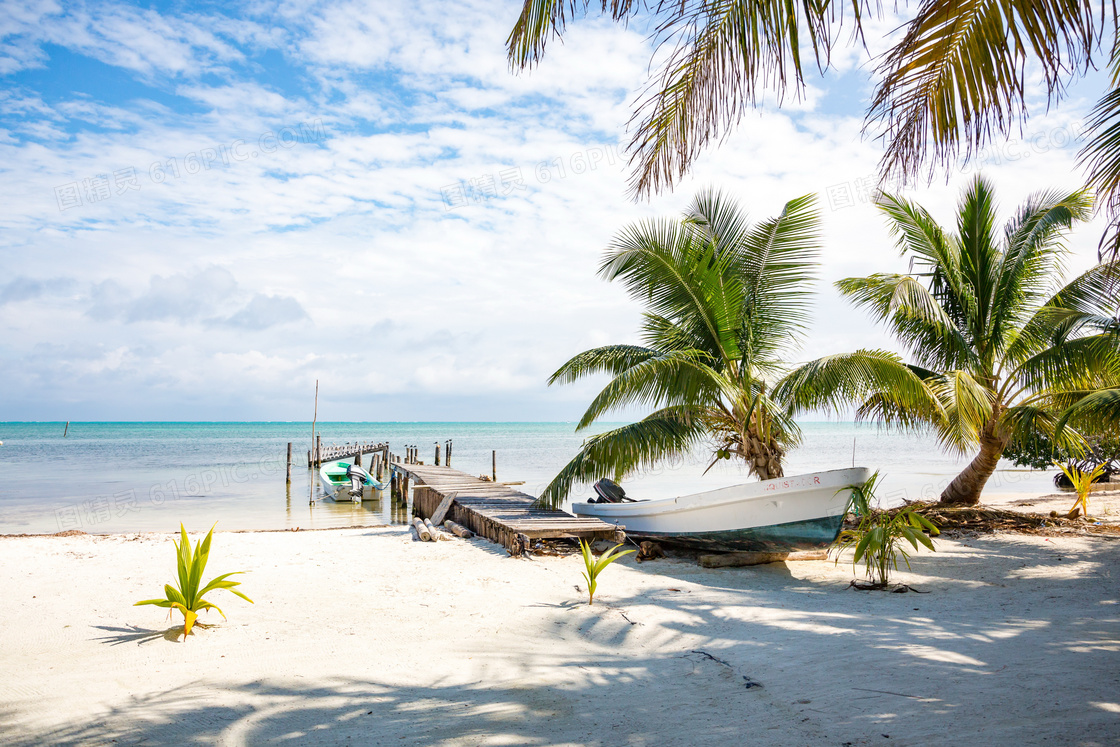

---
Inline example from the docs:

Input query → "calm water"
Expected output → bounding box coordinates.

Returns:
[0,422,1056,534]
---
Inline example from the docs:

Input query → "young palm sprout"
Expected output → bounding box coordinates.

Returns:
[579,540,635,605]
[135,524,253,640]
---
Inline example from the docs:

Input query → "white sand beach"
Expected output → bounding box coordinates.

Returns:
[2,519,1119,746]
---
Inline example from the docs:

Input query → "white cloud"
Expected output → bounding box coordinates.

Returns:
[0,0,1111,419]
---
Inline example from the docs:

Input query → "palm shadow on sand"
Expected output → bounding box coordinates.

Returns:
[91,623,214,645]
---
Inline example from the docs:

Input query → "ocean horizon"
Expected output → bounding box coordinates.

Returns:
[0,421,1056,534]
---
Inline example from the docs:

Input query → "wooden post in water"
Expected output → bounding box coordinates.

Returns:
[310,379,318,506]
[435,442,441,466]
[492,450,497,482]
[63,421,69,437]
[355,450,362,468]
[286,442,292,484]
[446,439,452,467]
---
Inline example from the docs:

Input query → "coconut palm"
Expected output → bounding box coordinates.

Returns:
[506,1,1120,256]
[777,176,1120,505]
[539,188,820,508]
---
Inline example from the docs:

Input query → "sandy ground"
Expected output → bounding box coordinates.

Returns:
[1,523,1118,746]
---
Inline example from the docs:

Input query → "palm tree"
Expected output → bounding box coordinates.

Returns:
[776,176,1120,505]
[539,188,820,508]
[506,1,1120,256]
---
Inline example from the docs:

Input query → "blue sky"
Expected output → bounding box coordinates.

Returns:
[0,0,1109,421]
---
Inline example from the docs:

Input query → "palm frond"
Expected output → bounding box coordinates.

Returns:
[875,190,976,333]
[733,193,821,372]
[549,345,660,386]
[1007,261,1120,363]
[991,187,1094,351]
[1009,333,1120,395]
[835,273,974,370]
[623,0,867,198]
[1001,404,1086,455]
[599,216,727,358]
[926,369,996,451]
[776,349,942,420]
[537,406,710,508]
[506,1,641,69]
[955,176,1001,357]
[1054,387,1120,440]
[574,348,724,429]
[869,0,1100,182]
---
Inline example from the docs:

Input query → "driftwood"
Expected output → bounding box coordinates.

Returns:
[443,520,474,539]
[423,518,447,540]
[872,502,1120,537]
[409,524,421,542]
[700,550,827,568]
[412,517,432,542]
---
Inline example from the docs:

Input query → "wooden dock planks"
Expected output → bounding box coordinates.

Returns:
[392,462,623,556]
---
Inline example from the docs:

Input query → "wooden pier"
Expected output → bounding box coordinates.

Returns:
[393,462,623,556]
[309,440,388,467]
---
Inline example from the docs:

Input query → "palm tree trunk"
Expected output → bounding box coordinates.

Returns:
[742,429,784,480]
[939,422,1007,505]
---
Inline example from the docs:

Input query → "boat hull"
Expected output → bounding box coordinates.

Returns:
[319,463,365,503]
[572,467,869,552]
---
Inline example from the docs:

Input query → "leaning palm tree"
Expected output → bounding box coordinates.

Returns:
[777,176,1120,505]
[539,188,820,508]
[506,1,1120,256]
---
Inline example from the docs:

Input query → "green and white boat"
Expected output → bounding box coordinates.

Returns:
[318,461,389,503]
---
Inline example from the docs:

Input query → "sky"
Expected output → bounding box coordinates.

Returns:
[0,0,1111,421]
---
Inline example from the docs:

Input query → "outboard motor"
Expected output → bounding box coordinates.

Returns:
[592,478,633,503]
[346,463,366,496]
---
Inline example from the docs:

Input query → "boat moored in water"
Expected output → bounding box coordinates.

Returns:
[318,461,389,503]
[571,467,870,552]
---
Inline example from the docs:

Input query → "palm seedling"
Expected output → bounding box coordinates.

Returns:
[1055,462,1107,519]
[135,524,253,640]
[833,472,940,589]
[579,539,635,605]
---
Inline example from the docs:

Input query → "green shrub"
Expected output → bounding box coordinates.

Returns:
[833,472,939,588]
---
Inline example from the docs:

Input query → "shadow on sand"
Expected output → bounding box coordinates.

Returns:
[19,534,1120,746]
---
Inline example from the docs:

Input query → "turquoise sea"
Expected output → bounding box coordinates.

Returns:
[0,422,1057,534]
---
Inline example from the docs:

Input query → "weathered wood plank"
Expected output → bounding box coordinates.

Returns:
[430,493,457,525]
[699,550,828,568]
[397,462,619,554]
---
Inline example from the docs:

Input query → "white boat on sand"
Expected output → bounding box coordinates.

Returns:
[572,467,870,552]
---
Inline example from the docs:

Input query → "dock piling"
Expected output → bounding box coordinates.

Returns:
[286,442,292,484]
[492,450,496,482]
[434,442,441,466]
